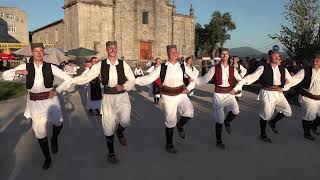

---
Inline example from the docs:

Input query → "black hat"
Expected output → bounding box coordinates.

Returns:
[31,43,45,50]
[167,45,177,52]
[269,49,279,56]
[219,47,229,54]
[106,41,117,48]
[312,51,320,59]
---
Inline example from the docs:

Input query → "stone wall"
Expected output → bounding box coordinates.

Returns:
[32,20,65,48]
[0,7,28,43]
[32,0,195,61]
[173,14,195,58]
[77,3,113,53]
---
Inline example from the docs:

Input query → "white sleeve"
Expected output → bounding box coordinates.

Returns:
[240,65,264,85]
[2,64,27,81]
[240,65,247,77]
[134,68,138,76]
[285,68,292,80]
[196,66,215,86]
[72,62,101,85]
[51,65,73,93]
[284,69,305,91]
[146,66,154,73]
[233,69,243,92]
[122,61,136,91]
[184,66,196,91]
[135,66,161,86]
[193,66,200,77]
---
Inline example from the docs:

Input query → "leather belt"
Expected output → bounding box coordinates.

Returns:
[215,86,233,93]
[161,85,184,96]
[29,92,50,101]
[300,89,320,100]
[262,85,281,91]
[103,86,126,94]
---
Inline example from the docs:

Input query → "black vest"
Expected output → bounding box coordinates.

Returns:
[160,63,185,84]
[100,59,127,85]
[26,61,54,89]
[260,64,286,87]
[299,67,313,89]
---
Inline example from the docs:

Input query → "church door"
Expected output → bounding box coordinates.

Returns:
[140,41,152,60]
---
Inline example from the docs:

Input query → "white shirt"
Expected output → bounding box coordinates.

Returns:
[184,65,199,78]
[197,64,243,91]
[2,63,72,93]
[284,68,320,95]
[72,59,135,91]
[2,62,72,118]
[135,61,197,91]
[237,64,247,78]
[238,65,291,86]
[134,67,144,76]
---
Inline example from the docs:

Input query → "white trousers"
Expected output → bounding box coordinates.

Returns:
[101,92,131,136]
[26,96,63,139]
[212,93,240,124]
[258,89,292,121]
[32,114,63,139]
[299,95,320,121]
[162,94,194,128]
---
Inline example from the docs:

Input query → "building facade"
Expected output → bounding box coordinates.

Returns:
[32,0,195,60]
[32,19,65,48]
[0,7,28,44]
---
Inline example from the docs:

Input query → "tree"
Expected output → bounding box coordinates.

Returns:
[270,0,320,62]
[195,23,206,57]
[206,11,236,58]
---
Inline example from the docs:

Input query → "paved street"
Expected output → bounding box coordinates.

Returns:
[0,84,319,180]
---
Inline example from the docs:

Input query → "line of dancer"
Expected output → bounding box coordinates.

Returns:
[3,41,320,170]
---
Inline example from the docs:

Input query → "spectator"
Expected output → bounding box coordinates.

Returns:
[0,56,3,71]
[134,64,144,78]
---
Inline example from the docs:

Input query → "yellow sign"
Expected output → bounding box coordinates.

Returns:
[0,43,55,49]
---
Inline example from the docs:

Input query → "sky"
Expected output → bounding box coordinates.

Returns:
[1,0,289,52]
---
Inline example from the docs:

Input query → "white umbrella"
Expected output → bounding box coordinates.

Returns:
[13,47,69,65]
[43,48,70,65]
[12,46,33,56]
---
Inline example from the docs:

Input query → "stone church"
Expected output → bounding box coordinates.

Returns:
[32,0,196,61]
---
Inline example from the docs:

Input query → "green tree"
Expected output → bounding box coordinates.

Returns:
[270,0,320,62]
[195,23,206,57]
[206,11,236,58]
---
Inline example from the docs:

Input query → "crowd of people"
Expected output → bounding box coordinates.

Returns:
[2,42,320,171]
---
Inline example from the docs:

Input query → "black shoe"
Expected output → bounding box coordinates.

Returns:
[268,122,279,134]
[177,127,186,139]
[304,134,315,141]
[311,128,320,135]
[166,144,178,154]
[260,135,272,143]
[95,109,101,116]
[225,124,231,135]
[107,153,118,164]
[216,141,226,150]
[50,138,58,154]
[42,158,52,170]
[117,135,127,146]
[88,109,94,115]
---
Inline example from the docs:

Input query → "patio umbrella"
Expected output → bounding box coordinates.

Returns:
[43,48,70,65]
[12,46,33,56]
[13,47,69,65]
[66,47,98,57]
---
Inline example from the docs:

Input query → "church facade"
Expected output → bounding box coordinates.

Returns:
[32,0,195,60]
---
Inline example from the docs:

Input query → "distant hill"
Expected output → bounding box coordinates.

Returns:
[230,47,265,58]
[230,47,288,59]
